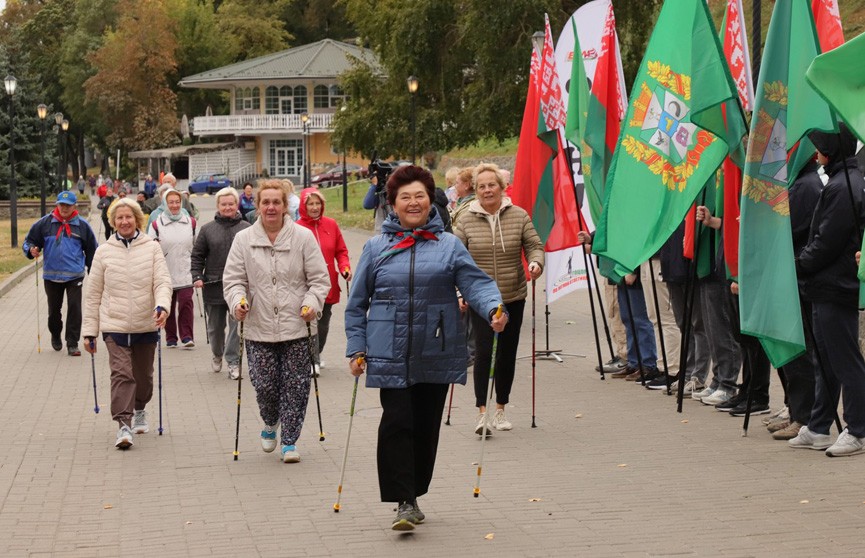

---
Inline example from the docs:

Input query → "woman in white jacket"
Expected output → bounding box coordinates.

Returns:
[223,180,330,463]
[83,198,172,450]
[148,189,196,348]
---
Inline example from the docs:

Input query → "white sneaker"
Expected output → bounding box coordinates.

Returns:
[281,444,301,463]
[493,409,512,431]
[474,412,493,437]
[319,360,326,369]
[115,424,134,449]
[211,356,222,373]
[825,428,865,457]
[132,410,149,434]
[789,425,833,450]
[692,386,715,401]
[681,379,696,396]
[763,406,789,424]
[228,363,240,380]
[260,425,277,453]
[701,389,732,406]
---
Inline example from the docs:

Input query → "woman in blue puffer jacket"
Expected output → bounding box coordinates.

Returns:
[345,165,507,531]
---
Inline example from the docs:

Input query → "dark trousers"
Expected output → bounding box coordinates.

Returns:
[377,383,449,502]
[44,278,83,347]
[728,293,770,404]
[668,282,711,383]
[778,299,816,424]
[809,301,865,437]
[471,299,525,408]
[314,303,333,363]
[165,288,194,343]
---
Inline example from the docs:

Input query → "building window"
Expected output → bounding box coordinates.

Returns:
[235,88,244,111]
[293,86,307,114]
[313,84,329,109]
[251,87,260,110]
[329,85,346,108]
[265,86,279,114]
[269,139,304,177]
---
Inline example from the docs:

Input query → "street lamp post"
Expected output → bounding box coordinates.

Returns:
[301,112,310,188]
[5,75,18,248]
[61,119,69,193]
[407,75,419,165]
[54,112,63,194]
[37,104,48,217]
[340,104,348,213]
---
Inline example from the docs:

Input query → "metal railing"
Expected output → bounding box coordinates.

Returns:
[192,113,334,136]
[230,162,263,185]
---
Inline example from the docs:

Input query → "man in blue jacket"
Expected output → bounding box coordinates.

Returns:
[23,191,98,356]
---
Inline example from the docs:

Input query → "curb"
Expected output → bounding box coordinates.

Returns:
[0,258,41,299]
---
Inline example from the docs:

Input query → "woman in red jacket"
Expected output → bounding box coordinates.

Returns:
[297,188,351,374]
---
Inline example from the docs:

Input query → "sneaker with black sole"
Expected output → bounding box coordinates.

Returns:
[392,502,417,531]
[714,392,748,412]
[729,401,771,416]
[51,337,63,351]
[645,375,678,390]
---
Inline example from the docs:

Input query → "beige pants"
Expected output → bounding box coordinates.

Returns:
[604,282,628,361]
[106,337,156,426]
[641,259,681,375]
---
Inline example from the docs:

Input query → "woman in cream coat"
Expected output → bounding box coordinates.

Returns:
[223,180,329,463]
[83,198,172,450]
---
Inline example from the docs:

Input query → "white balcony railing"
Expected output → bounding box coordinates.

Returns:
[192,113,334,136]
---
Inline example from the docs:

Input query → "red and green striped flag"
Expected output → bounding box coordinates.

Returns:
[592,0,747,281]
[738,0,836,367]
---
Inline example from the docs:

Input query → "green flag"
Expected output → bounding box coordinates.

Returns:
[806,31,865,142]
[738,0,835,367]
[593,0,746,281]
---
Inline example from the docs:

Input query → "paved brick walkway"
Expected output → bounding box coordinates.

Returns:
[1,197,864,557]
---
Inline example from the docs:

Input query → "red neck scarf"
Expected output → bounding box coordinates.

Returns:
[52,206,79,239]
[378,229,438,259]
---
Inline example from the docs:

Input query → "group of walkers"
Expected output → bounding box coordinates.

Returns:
[578,124,865,460]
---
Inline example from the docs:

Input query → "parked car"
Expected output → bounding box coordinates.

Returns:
[310,163,369,187]
[188,174,232,195]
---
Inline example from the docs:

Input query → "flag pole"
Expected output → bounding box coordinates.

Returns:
[647,258,671,391]
[676,187,708,412]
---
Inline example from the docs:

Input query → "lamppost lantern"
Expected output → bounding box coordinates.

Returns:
[407,75,419,95]
[37,104,48,216]
[54,112,63,126]
[531,31,545,55]
[5,75,18,247]
[3,75,16,96]
[61,119,69,131]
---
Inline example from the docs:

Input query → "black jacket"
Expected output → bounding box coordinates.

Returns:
[797,157,865,306]
[789,160,822,257]
[659,222,689,284]
[190,212,251,305]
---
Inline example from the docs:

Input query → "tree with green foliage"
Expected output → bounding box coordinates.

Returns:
[215,0,293,61]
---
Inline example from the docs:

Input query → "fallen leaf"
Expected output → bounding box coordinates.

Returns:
[800,500,809,504]
[529,498,542,502]
[617,464,627,468]
[185,521,193,525]
[565,320,576,325]
[103,504,113,510]
[681,419,689,424]
[484,533,494,540]
[574,413,583,419]
[471,462,478,466]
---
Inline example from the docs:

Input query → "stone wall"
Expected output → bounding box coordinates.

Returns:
[0,200,91,220]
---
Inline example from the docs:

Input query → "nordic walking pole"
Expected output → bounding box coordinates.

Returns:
[201,289,210,345]
[334,363,362,513]
[156,328,162,436]
[303,306,325,442]
[196,288,203,318]
[233,297,247,461]
[35,260,42,353]
[157,327,164,435]
[474,305,503,498]
[445,384,455,425]
[531,279,537,427]
[89,339,100,414]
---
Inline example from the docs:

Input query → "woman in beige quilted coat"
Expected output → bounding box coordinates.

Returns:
[83,198,172,450]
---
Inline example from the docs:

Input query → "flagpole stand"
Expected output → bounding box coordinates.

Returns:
[518,304,585,362]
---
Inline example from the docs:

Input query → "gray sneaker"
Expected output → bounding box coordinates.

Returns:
[132,410,149,434]
[392,502,417,531]
[692,386,715,401]
[115,424,134,450]
[211,356,222,373]
[825,428,865,457]
[789,425,833,450]
[700,389,732,406]
[228,363,240,380]
[409,499,425,524]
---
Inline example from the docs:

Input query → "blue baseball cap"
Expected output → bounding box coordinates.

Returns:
[56,191,77,205]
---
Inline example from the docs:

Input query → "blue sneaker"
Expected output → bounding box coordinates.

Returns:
[281,444,300,463]
[260,426,277,453]
[166,340,178,348]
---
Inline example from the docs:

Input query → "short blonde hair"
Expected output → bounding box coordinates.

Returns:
[108,198,148,231]
[161,173,177,187]
[215,186,240,205]
[473,163,506,190]
[255,179,288,209]
[444,166,460,187]
[280,179,296,195]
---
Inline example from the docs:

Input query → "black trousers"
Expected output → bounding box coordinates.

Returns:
[727,290,770,403]
[377,383,449,503]
[44,278,83,347]
[778,298,816,424]
[471,299,526,408]
[316,303,333,359]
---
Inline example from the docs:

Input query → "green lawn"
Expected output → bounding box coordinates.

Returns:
[318,179,375,231]
[0,218,39,281]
